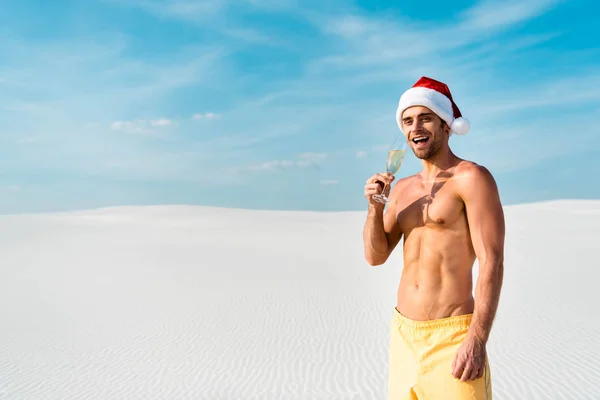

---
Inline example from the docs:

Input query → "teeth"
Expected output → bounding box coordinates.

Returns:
[413,137,428,142]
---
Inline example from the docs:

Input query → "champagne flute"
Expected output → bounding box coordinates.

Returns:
[372,136,409,204]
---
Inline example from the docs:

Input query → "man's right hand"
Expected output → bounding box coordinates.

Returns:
[364,172,395,206]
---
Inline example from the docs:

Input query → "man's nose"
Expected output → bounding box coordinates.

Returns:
[411,120,423,135]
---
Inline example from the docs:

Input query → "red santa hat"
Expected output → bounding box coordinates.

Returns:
[396,76,470,136]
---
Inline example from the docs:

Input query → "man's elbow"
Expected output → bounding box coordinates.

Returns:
[480,256,504,279]
[365,253,387,266]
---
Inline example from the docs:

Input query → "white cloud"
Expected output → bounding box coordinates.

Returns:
[245,160,295,171]
[192,112,221,120]
[110,118,173,134]
[356,151,367,159]
[16,136,39,145]
[0,34,224,129]
[472,71,600,118]
[164,0,224,17]
[326,15,368,38]
[106,0,287,46]
[296,152,327,166]
[245,0,298,10]
[310,0,562,75]
[109,0,298,18]
[461,0,562,31]
[238,152,328,172]
[150,118,172,126]
[110,120,149,134]
[106,0,226,20]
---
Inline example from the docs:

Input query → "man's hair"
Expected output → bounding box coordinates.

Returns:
[438,116,450,133]
[430,113,449,131]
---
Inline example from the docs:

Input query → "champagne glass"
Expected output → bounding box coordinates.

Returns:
[372,136,409,204]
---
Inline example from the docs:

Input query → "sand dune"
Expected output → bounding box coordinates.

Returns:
[0,200,598,399]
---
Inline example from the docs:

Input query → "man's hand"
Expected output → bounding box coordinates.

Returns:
[364,172,395,206]
[451,335,487,382]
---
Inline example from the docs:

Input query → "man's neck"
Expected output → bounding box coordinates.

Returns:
[420,149,459,182]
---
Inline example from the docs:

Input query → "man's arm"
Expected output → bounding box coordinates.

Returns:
[363,183,403,266]
[460,164,505,343]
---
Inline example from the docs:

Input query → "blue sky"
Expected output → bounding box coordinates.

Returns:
[0,0,599,213]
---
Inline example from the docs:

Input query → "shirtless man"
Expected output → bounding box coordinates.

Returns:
[363,77,505,399]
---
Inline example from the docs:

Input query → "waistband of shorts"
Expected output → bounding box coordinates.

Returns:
[393,307,473,331]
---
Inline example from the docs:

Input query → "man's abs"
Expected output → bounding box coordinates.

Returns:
[396,226,476,321]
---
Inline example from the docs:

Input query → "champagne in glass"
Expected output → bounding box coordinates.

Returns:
[372,136,408,204]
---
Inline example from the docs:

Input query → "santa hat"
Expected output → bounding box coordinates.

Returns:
[396,76,470,135]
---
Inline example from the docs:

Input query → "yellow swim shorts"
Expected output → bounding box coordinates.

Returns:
[388,307,492,399]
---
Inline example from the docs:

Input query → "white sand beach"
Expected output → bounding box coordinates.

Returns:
[0,199,598,399]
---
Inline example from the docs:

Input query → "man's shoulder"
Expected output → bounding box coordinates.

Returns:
[394,173,419,187]
[389,173,418,198]
[455,160,495,182]
[454,160,500,202]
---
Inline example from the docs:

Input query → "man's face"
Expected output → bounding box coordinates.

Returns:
[400,106,448,160]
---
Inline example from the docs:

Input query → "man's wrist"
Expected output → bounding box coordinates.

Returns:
[368,203,385,214]
[467,327,489,344]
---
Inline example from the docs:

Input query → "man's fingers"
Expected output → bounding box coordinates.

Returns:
[451,358,464,379]
[460,363,473,382]
[366,173,395,185]
[452,367,464,380]
[365,183,384,191]
[476,365,485,380]
[364,188,382,198]
[468,366,479,381]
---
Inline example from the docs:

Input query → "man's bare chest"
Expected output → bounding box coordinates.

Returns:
[394,180,465,232]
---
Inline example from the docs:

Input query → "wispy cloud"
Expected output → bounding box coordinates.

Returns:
[0,35,225,120]
[151,119,173,127]
[311,0,562,74]
[0,29,230,186]
[105,0,226,19]
[110,118,174,134]
[16,136,39,145]
[472,71,600,118]
[110,120,150,134]
[192,112,221,120]
[461,0,563,31]
[236,152,328,172]
[106,0,288,45]
[296,152,328,166]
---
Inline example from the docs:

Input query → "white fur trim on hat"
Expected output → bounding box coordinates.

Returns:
[396,86,470,135]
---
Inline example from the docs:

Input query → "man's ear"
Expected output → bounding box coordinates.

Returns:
[443,121,451,135]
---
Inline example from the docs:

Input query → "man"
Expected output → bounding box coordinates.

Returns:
[363,77,505,399]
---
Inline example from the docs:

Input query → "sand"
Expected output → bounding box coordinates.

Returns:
[0,199,598,399]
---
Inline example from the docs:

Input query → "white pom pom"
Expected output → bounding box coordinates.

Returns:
[451,117,470,135]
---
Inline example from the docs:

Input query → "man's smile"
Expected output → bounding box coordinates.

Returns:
[412,135,430,148]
